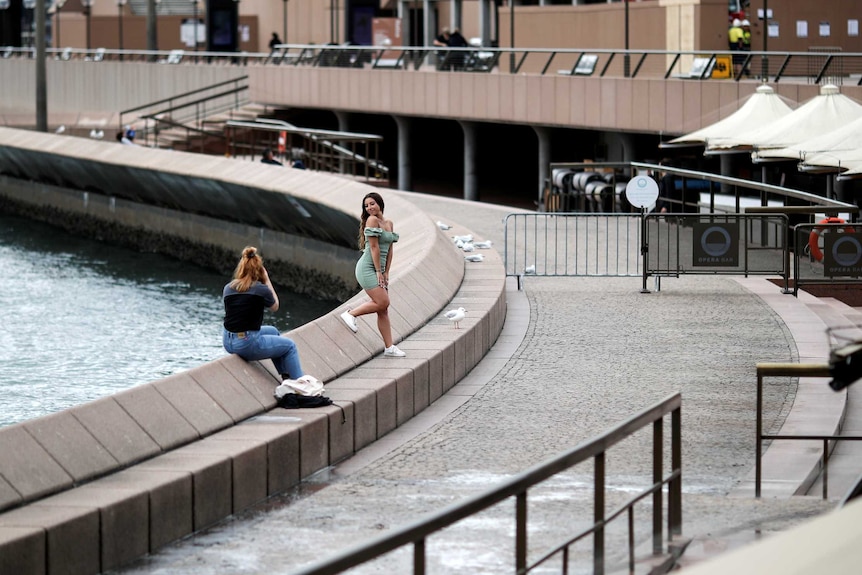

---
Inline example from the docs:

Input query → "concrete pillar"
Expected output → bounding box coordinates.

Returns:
[535,126,550,211]
[423,0,433,46]
[479,0,492,45]
[399,1,410,44]
[461,121,478,201]
[147,0,158,55]
[720,153,735,195]
[602,131,633,162]
[394,116,412,191]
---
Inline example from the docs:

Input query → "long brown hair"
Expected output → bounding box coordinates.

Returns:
[358,192,385,249]
[229,246,265,292]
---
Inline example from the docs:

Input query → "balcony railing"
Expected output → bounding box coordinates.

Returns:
[4,44,862,85]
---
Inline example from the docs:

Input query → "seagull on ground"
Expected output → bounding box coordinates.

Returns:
[525,264,536,275]
[461,242,475,252]
[453,234,473,244]
[436,220,452,230]
[54,125,66,134]
[465,253,484,262]
[473,240,492,249]
[444,307,466,329]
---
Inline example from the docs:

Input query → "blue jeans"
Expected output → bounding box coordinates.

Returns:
[223,326,303,379]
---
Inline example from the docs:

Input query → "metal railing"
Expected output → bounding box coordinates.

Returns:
[644,213,789,280]
[504,213,643,286]
[4,45,862,84]
[290,393,682,575]
[511,161,856,291]
[755,363,862,500]
[119,76,249,149]
[792,221,862,296]
[224,119,389,184]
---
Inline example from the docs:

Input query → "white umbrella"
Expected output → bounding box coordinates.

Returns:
[755,113,862,163]
[836,160,862,180]
[801,149,862,174]
[706,84,862,154]
[661,85,794,149]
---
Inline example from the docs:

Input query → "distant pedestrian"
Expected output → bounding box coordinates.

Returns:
[269,32,283,51]
[740,19,752,76]
[260,148,283,166]
[446,28,469,71]
[728,18,744,77]
[433,28,450,48]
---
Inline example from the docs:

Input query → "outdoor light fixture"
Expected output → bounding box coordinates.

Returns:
[281,0,288,44]
[190,0,198,54]
[117,0,127,59]
[81,0,94,51]
[0,0,11,10]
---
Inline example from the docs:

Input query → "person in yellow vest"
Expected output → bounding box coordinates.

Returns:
[728,18,744,77]
[740,19,752,76]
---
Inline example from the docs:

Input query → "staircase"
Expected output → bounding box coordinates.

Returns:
[152,103,276,153]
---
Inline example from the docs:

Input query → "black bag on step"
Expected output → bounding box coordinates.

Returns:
[276,393,333,409]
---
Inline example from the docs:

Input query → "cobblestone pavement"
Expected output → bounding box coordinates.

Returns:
[112,194,833,575]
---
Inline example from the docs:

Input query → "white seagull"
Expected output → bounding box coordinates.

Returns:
[525,264,536,275]
[473,240,493,249]
[453,234,473,244]
[444,307,466,329]
[436,220,452,230]
[461,242,475,252]
[465,253,484,262]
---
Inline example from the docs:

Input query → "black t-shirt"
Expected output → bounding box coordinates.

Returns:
[223,281,275,332]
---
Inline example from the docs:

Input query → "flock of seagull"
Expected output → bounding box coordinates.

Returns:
[435,219,499,328]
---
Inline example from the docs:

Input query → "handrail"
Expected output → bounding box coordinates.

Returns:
[5,45,862,84]
[550,161,857,213]
[289,393,682,575]
[224,119,389,181]
[754,363,862,500]
[120,75,248,120]
[120,77,249,147]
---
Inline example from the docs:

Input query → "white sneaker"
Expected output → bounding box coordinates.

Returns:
[383,345,406,357]
[340,310,357,333]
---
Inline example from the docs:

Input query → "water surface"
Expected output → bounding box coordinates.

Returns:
[0,214,338,428]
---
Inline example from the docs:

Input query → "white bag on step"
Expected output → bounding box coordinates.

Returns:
[275,375,324,398]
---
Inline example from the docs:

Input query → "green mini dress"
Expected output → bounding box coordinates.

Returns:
[355,227,399,290]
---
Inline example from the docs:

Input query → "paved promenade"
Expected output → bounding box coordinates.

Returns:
[114,193,834,574]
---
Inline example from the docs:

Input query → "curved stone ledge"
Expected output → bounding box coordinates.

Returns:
[0,129,507,574]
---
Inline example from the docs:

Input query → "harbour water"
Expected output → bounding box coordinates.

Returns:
[0,214,339,428]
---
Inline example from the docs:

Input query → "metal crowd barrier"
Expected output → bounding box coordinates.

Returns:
[644,213,790,290]
[504,213,643,288]
[792,221,862,296]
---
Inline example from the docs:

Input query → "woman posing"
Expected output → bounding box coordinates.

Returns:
[341,192,406,357]
[223,246,307,380]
